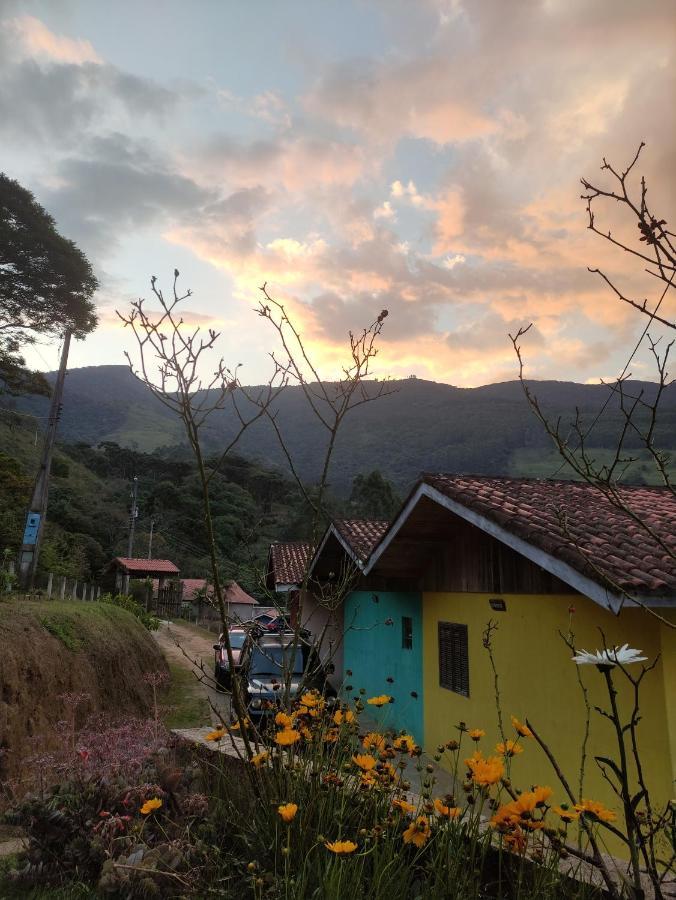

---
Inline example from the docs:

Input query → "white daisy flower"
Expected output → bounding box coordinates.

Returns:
[571,644,648,667]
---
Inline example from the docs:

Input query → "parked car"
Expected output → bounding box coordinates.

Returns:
[213,627,247,690]
[239,631,335,721]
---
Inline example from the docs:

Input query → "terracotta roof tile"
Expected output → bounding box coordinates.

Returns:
[114,557,179,575]
[269,542,312,586]
[334,519,390,563]
[422,475,676,598]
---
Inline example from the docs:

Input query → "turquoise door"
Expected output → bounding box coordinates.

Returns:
[342,591,423,741]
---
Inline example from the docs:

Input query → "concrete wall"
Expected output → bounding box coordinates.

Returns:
[297,589,344,691]
[343,590,423,741]
[422,591,674,832]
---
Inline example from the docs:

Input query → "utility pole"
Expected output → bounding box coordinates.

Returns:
[127,476,139,558]
[19,330,72,589]
[147,518,155,559]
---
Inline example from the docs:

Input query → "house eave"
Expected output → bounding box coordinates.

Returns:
[364,483,675,613]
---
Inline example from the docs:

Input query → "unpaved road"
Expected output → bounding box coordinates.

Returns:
[153,620,231,724]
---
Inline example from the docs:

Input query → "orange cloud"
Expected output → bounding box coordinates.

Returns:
[9,16,101,64]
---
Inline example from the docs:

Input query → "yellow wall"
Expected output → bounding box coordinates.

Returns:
[660,611,676,785]
[423,592,674,827]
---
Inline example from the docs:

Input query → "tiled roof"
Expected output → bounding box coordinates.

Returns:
[223,580,258,606]
[269,542,312,586]
[181,578,208,602]
[334,519,390,563]
[421,475,676,597]
[114,557,179,575]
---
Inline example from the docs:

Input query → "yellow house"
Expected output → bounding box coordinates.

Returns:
[364,475,676,826]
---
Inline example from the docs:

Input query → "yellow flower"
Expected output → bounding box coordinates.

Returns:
[333,708,355,725]
[275,711,295,728]
[323,728,339,743]
[553,805,579,823]
[392,797,417,814]
[393,734,416,754]
[574,799,616,823]
[299,692,321,708]
[367,694,392,707]
[363,732,386,753]
[403,816,431,848]
[531,786,553,807]
[434,798,461,819]
[250,751,269,768]
[140,797,163,815]
[511,716,533,738]
[352,753,377,771]
[275,728,301,746]
[496,740,524,757]
[278,802,298,823]
[465,751,505,786]
[468,729,485,741]
[325,840,357,854]
[205,727,226,742]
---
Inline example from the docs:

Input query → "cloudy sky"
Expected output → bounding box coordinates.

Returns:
[1,0,674,386]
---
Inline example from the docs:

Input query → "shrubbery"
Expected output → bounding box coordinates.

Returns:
[100,592,160,632]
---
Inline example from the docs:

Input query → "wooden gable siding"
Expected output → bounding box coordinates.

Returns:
[369,495,577,595]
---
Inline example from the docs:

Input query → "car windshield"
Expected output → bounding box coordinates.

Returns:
[227,632,246,650]
[250,644,303,677]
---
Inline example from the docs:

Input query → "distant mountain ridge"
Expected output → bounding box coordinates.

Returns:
[7,365,676,492]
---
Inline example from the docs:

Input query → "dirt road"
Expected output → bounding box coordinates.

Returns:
[153,620,231,725]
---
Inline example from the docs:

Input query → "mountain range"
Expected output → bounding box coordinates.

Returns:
[8,365,676,493]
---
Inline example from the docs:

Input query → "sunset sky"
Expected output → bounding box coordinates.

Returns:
[1,0,674,387]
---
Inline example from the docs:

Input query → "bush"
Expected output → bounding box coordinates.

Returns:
[99,593,159,631]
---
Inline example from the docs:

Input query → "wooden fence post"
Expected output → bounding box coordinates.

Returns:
[46,572,53,600]
[59,576,66,601]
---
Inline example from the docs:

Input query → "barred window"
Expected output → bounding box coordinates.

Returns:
[402,616,413,650]
[438,622,469,696]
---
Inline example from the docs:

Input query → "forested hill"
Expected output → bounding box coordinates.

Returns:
[10,365,676,491]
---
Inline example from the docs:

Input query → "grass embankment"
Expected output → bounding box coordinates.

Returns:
[0,599,168,780]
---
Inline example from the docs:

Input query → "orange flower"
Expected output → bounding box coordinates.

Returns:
[553,805,579,823]
[299,692,322,708]
[392,797,417,814]
[574,799,616,823]
[205,727,226,742]
[275,728,301,746]
[403,816,431,848]
[278,802,298,823]
[503,827,527,854]
[511,716,533,738]
[352,753,377,771]
[333,709,355,725]
[465,751,505,786]
[434,798,461,818]
[363,732,386,753]
[496,740,524,757]
[250,751,269,768]
[140,797,162,815]
[325,840,357,854]
[323,728,339,743]
[275,711,295,728]
[531,786,553,807]
[366,695,391,707]
[468,729,485,741]
[393,734,416,754]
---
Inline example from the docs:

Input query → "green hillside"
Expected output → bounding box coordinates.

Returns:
[0,410,304,590]
[7,366,675,491]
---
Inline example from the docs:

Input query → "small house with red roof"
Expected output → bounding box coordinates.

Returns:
[108,557,179,595]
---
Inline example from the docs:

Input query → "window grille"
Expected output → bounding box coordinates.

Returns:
[402,615,413,650]
[438,621,469,696]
